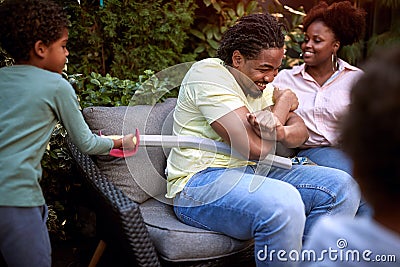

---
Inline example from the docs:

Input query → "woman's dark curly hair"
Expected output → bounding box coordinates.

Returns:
[0,0,69,62]
[217,13,285,66]
[341,47,400,202]
[303,1,366,47]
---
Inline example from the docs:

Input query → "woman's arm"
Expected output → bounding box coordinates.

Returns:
[278,112,309,148]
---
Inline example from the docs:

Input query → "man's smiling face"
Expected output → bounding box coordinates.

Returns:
[232,48,284,98]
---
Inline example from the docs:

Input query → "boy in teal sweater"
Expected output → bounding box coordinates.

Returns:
[0,0,135,265]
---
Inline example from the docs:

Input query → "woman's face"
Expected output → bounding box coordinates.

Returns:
[301,20,339,67]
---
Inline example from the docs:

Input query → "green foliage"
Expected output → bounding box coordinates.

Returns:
[367,29,400,56]
[0,46,13,67]
[275,4,306,69]
[130,70,179,106]
[69,72,138,108]
[190,0,262,58]
[65,0,197,80]
[366,1,400,57]
[131,62,194,106]
[379,0,400,8]
[339,41,365,65]
[40,124,74,241]
[67,69,179,108]
[190,0,305,69]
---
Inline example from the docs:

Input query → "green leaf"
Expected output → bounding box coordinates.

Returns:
[213,30,222,41]
[207,39,220,50]
[194,45,206,54]
[227,9,236,20]
[206,28,214,40]
[203,0,211,7]
[212,1,221,13]
[237,2,245,17]
[190,29,206,41]
[246,1,259,14]
[90,79,101,86]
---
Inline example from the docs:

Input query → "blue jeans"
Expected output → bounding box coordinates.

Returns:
[173,165,360,267]
[0,205,51,267]
[297,147,372,217]
[297,147,352,175]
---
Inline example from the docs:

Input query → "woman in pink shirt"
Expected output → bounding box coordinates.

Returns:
[273,1,370,215]
[273,1,366,174]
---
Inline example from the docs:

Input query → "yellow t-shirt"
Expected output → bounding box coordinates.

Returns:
[166,58,274,198]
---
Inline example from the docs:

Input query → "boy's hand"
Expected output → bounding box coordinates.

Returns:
[121,134,136,150]
[111,134,136,150]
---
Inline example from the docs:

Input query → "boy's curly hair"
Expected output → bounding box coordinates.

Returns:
[303,1,366,47]
[341,47,400,201]
[217,13,285,66]
[0,0,69,62]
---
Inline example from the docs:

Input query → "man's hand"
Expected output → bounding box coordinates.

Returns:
[246,111,286,141]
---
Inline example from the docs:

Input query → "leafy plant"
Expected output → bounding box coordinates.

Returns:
[190,0,261,58]
[65,0,197,80]
[40,124,75,241]
[0,46,13,67]
[275,4,306,69]
[366,0,400,57]
[67,68,178,108]
[69,72,137,107]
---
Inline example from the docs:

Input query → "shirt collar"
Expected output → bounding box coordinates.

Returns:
[293,58,360,77]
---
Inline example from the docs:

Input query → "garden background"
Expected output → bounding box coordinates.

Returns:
[0,0,399,255]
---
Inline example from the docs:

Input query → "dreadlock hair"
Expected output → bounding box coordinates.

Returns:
[0,0,69,62]
[217,13,285,66]
[303,1,366,47]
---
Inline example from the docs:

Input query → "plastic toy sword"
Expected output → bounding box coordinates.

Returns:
[101,128,292,169]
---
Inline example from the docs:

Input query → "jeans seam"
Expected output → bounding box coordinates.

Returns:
[296,184,337,213]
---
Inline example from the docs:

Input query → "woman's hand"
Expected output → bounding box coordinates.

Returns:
[273,88,299,112]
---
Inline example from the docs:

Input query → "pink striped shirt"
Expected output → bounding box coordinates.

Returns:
[273,59,363,147]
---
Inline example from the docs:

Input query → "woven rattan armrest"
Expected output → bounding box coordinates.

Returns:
[66,137,161,267]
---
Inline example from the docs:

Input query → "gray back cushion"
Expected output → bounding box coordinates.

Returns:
[83,98,177,203]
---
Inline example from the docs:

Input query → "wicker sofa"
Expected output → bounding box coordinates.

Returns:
[66,98,255,266]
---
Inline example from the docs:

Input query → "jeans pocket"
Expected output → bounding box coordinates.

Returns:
[41,205,49,223]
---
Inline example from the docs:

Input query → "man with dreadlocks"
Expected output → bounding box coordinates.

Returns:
[166,13,360,266]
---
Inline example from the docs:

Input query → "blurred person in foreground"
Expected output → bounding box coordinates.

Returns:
[301,47,400,266]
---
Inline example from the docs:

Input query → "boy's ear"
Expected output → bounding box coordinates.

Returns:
[33,40,47,59]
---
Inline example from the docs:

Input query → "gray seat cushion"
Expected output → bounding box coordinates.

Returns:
[140,198,254,262]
